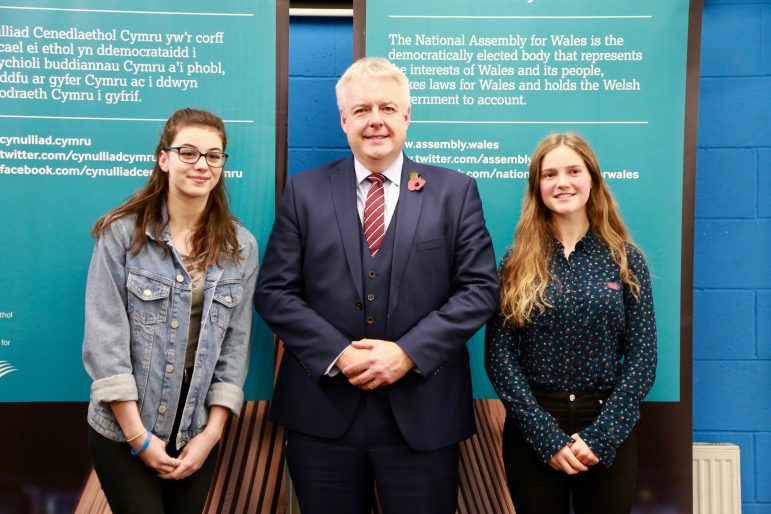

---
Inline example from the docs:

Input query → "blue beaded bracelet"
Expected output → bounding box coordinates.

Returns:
[130,431,152,456]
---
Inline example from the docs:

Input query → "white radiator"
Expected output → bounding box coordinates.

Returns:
[693,443,742,514]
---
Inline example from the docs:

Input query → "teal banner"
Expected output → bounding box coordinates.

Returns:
[0,1,276,401]
[367,0,688,401]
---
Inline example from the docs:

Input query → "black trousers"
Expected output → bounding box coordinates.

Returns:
[502,390,638,514]
[286,391,460,514]
[88,369,219,514]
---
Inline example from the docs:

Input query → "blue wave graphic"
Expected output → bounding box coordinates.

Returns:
[0,360,18,378]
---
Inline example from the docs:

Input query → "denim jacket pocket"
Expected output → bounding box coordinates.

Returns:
[126,271,171,402]
[209,281,243,331]
[126,271,171,324]
[90,402,122,434]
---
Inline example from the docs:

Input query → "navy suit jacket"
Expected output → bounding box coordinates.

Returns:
[255,154,499,451]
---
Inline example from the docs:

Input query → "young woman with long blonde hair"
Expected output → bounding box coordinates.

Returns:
[485,133,656,514]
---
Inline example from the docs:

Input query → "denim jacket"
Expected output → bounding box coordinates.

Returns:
[82,212,258,449]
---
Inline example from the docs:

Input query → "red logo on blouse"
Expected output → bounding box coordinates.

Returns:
[607,281,620,290]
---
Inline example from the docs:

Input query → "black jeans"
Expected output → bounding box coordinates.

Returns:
[88,369,218,514]
[502,389,637,514]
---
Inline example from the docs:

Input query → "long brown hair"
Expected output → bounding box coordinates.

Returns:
[500,133,641,328]
[92,108,240,268]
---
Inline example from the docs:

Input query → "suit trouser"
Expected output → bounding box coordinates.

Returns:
[286,389,460,514]
[502,389,637,514]
[88,369,218,514]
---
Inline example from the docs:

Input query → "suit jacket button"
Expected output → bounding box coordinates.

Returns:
[368,271,376,278]
[366,316,374,324]
[355,302,363,310]
[367,293,375,302]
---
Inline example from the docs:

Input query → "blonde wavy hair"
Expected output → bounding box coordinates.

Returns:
[500,133,641,328]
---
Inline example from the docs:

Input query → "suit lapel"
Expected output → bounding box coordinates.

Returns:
[389,156,424,315]
[330,157,364,295]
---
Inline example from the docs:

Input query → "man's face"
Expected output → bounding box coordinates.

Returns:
[340,76,410,172]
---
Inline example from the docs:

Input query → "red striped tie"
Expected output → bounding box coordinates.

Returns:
[363,173,386,257]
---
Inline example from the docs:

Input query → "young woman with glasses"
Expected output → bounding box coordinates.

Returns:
[82,108,258,514]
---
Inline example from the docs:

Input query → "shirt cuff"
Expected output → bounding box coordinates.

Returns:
[205,382,244,417]
[579,425,616,467]
[325,346,350,376]
[90,374,138,404]
[539,431,575,465]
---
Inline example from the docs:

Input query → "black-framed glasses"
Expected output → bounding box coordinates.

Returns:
[164,146,229,168]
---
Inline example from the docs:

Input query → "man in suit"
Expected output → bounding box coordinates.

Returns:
[255,57,499,514]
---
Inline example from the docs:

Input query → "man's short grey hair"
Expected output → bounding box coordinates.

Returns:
[335,57,411,112]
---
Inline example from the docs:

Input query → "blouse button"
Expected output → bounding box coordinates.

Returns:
[354,303,363,310]
[569,394,576,402]
[367,293,375,302]
[367,316,374,325]
[368,271,376,279]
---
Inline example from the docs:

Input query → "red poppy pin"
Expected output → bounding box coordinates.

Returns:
[408,171,426,191]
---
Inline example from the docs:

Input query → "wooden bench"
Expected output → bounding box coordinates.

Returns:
[75,399,513,514]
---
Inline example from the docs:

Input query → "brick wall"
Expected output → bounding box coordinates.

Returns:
[288,17,352,175]
[694,1,771,512]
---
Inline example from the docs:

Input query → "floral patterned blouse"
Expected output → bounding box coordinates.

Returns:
[484,230,657,466]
